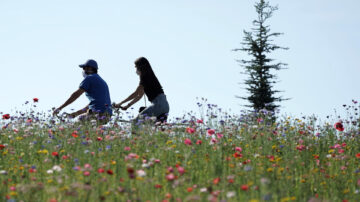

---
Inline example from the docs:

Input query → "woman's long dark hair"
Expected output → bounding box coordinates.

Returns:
[135,57,155,77]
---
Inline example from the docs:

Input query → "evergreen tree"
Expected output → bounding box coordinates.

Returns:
[234,0,288,113]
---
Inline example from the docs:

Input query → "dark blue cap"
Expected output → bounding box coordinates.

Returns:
[79,59,98,69]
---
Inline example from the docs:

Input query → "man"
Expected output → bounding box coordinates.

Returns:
[53,59,112,123]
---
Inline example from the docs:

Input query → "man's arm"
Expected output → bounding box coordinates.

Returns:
[53,88,85,116]
[121,85,144,110]
[114,85,144,108]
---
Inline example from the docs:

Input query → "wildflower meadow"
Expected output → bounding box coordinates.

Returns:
[1,99,360,202]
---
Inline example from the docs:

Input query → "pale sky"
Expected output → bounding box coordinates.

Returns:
[1,0,359,121]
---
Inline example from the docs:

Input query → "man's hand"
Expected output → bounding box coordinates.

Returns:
[112,103,121,108]
[120,105,130,111]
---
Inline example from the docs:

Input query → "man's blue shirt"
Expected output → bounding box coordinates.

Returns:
[79,74,112,115]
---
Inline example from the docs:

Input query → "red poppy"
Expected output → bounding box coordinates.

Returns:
[154,184,162,188]
[51,152,59,157]
[97,137,103,141]
[356,153,360,159]
[196,140,202,145]
[127,167,134,174]
[196,119,203,124]
[97,168,105,173]
[2,114,10,120]
[233,152,243,158]
[33,98,39,102]
[213,177,220,185]
[241,184,249,191]
[334,122,344,131]
[29,168,37,173]
[187,187,193,192]
[71,131,79,138]
[106,169,114,175]
[0,144,5,150]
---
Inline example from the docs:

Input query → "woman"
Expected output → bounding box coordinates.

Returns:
[113,57,169,122]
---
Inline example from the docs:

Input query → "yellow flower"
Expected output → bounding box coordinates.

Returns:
[9,192,17,196]
[249,200,259,202]
[16,137,23,141]
[267,168,273,172]
[272,145,277,149]
[343,189,350,194]
[228,139,232,142]
[280,197,290,202]
[166,140,173,145]
[111,160,116,165]
[47,179,53,183]
[328,149,335,153]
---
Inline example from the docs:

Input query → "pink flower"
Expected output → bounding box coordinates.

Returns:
[177,166,185,175]
[196,140,202,145]
[207,129,215,136]
[196,119,203,124]
[84,164,92,169]
[184,138,192,145]
[97,137,103,141]
[124,147,131,151]
[186,127,195,134]
[167,167,174,173]
[235,147,242,152]
[338,149,345,154]
[211,138,217,144]
[154,159,161,163]
[166,173,175,181]
[216,133,224,139]
[334,144,341,149]
[83,171,91,176]
[296,145,306,151]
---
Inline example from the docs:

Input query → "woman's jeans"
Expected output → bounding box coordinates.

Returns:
[139,93,169,118]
